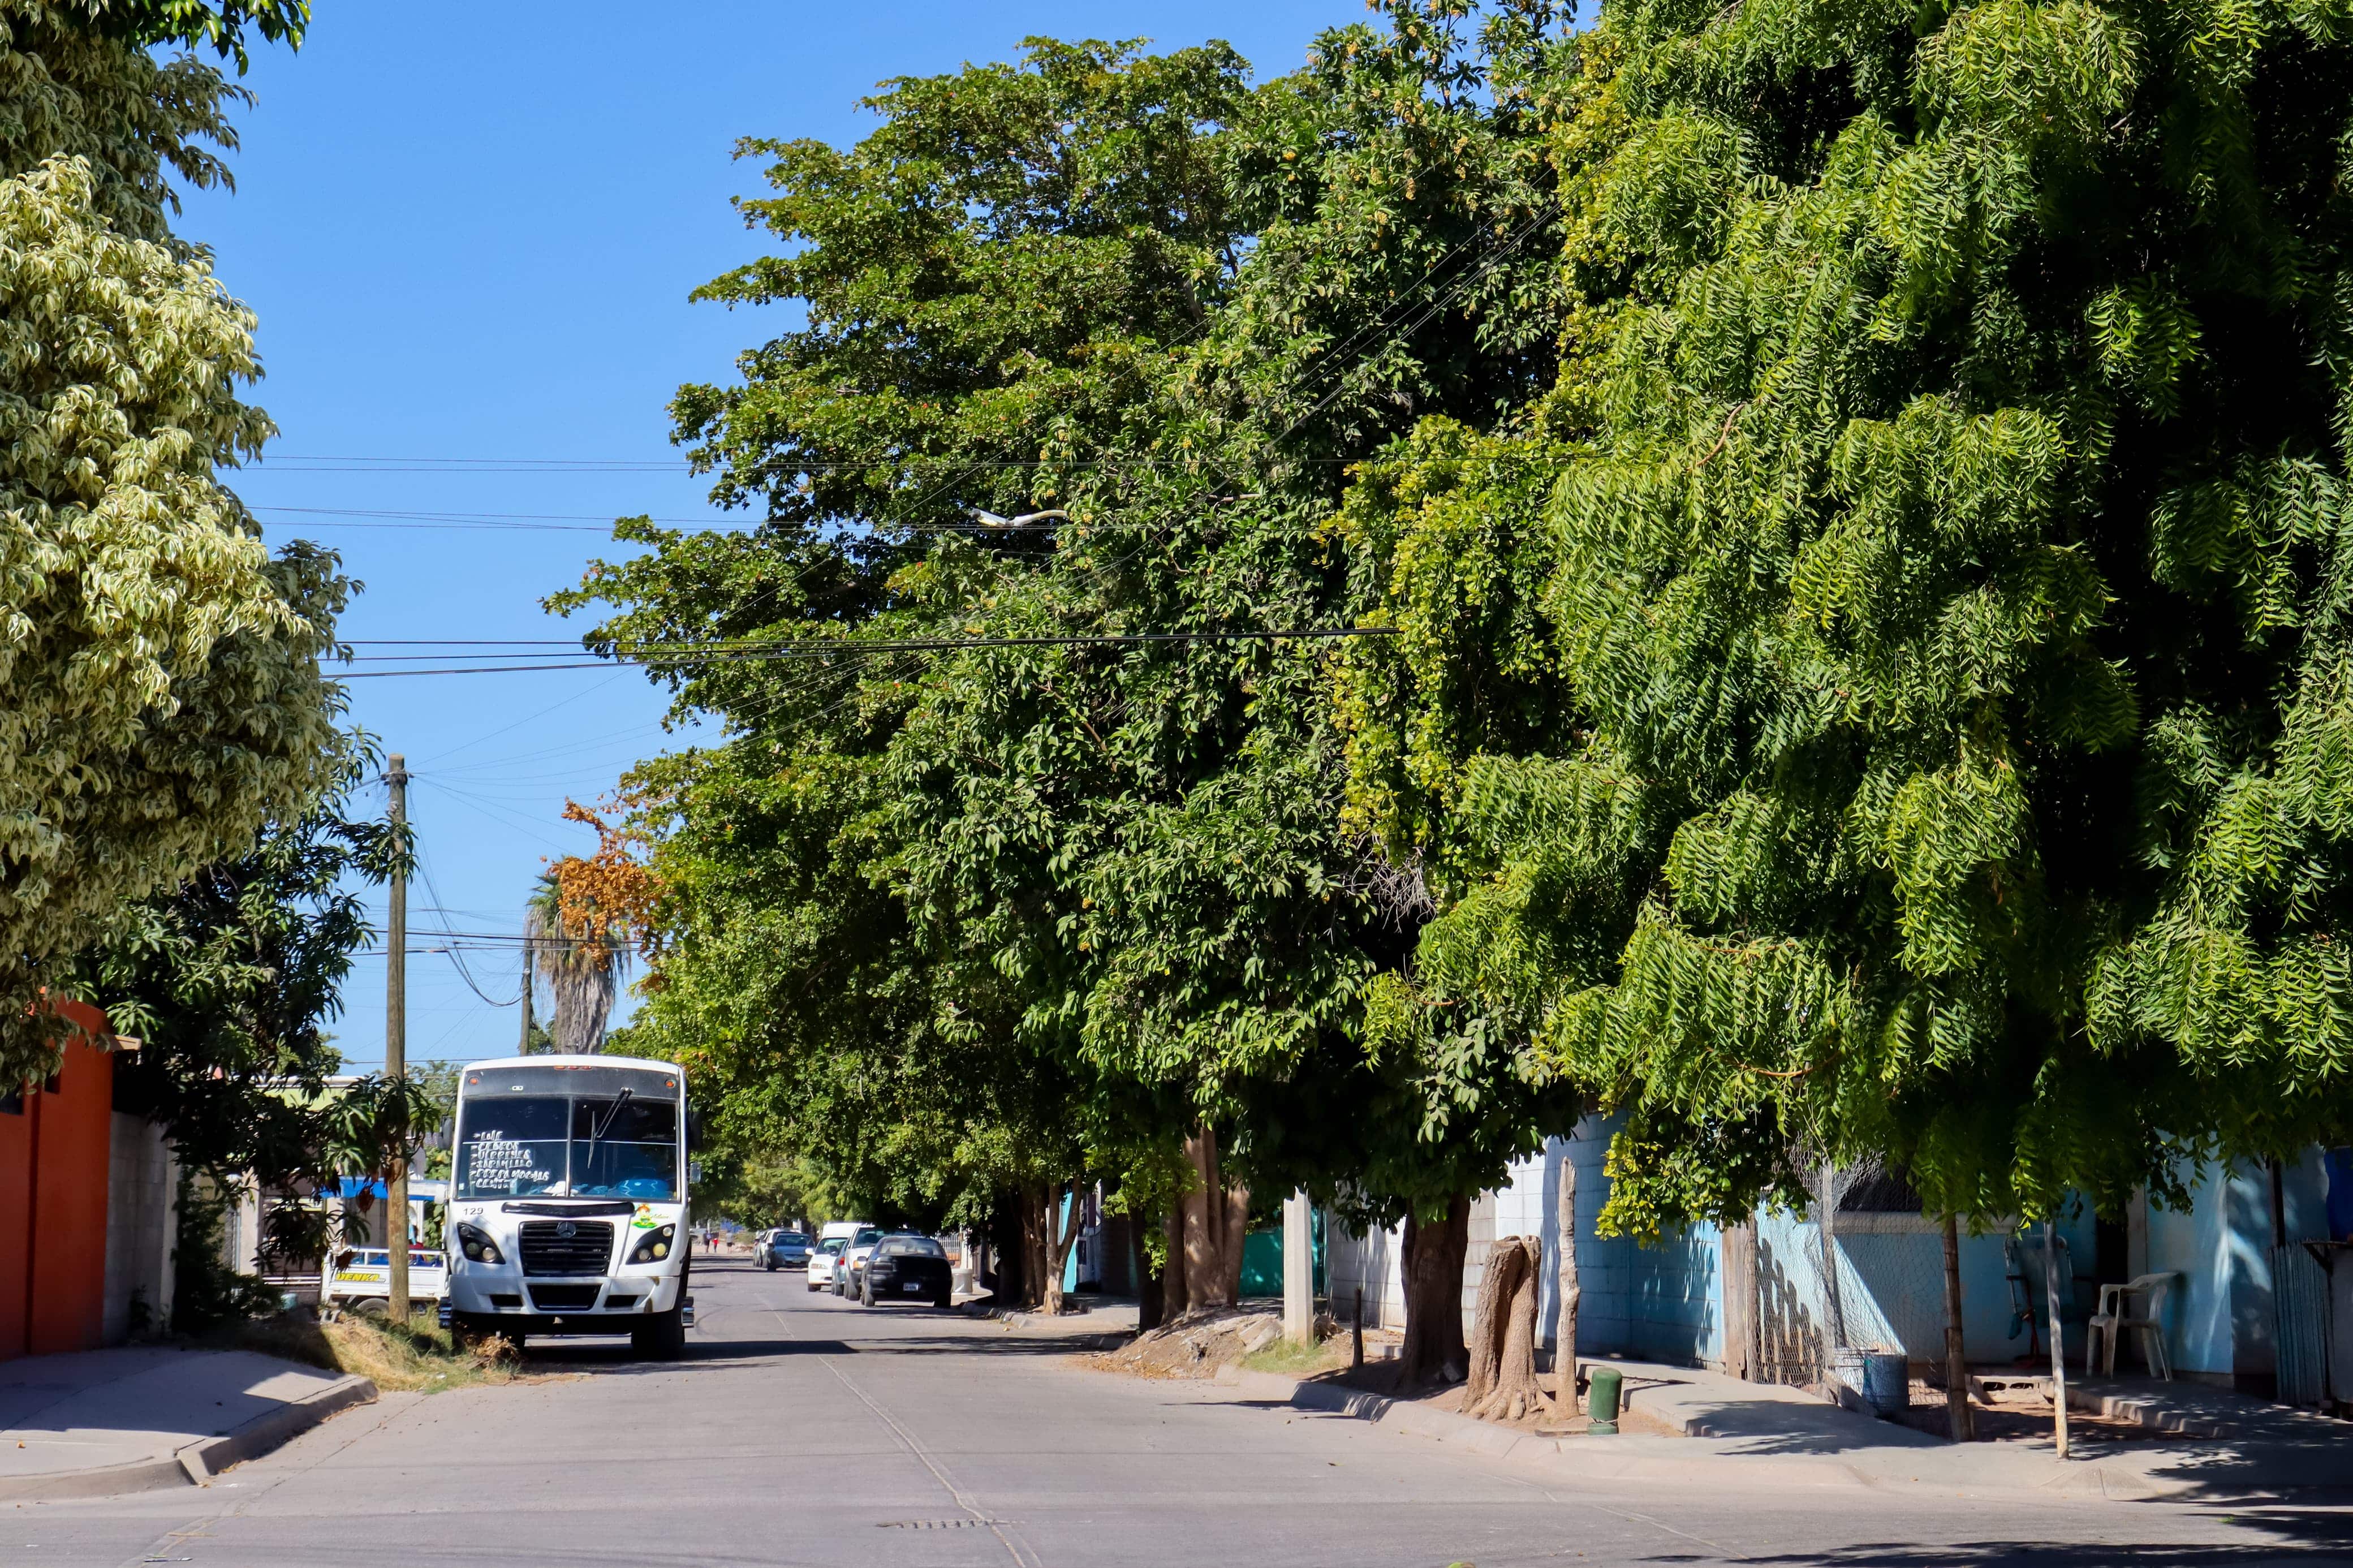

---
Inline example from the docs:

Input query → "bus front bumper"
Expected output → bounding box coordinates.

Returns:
[444,1270,686,1328]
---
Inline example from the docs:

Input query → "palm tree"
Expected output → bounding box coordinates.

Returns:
[522,871,628,1054]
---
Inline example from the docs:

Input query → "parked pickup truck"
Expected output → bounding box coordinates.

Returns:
[324,1248,449,1314]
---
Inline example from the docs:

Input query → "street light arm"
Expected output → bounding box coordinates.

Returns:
[969,507,1071,529]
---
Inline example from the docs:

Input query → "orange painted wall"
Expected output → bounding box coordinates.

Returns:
[0,1073,29,1358]
[1,1003,115,1362]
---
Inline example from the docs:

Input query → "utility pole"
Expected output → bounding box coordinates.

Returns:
[1282,1190,1313,1346]
[518,950,535,1054]
[385,753,411,1323]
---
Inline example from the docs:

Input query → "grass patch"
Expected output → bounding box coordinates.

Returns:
[205,1311,524,1393]
[1240,1334,1343,1377]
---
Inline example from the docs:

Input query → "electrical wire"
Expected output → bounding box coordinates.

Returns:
[414,850,525,1007]
[334,625,1397,677]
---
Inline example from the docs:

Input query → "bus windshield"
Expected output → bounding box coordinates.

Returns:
[454,1065,682,1201]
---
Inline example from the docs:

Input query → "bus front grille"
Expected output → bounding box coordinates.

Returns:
[518,1221,614,1276]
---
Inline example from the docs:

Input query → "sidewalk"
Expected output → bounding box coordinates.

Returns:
[1212,1354,2353,1504]
[0,1346,375,1501]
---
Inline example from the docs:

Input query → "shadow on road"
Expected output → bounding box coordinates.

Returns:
[519,1312,1119,1376]
[1717,1515,2353,1564]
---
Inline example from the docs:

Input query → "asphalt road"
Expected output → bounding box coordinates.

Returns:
[14,1257,2353,1567]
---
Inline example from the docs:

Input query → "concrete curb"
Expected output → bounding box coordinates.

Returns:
[0,1373,375,1503]
[0,1454,192,1504]
[176,1373,378,1484]
[1206,1367,2290,1501]
[1223,1365,1882,1488]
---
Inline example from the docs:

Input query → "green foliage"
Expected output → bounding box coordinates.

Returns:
[59,0,305,61]
[1,2,278,235]
[0,150,344,1084]
[1342,0,2353,1233]
[77,734,407,1188]
[171,1169,280,1332]
[570,5,1587,1241]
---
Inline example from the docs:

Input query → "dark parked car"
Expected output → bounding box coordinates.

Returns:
[859,1235,953,1308]
[764,1230,811,1272]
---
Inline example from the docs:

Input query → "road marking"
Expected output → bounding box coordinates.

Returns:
[771,1300,1040,1568]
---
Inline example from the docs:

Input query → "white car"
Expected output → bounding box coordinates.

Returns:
[806,1235,848,1293]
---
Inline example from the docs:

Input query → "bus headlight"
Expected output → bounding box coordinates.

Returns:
[627,1225,676,1265]
[456,1224,505,1265]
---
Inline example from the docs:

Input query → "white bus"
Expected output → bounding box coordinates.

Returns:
[438,1054,696,1357]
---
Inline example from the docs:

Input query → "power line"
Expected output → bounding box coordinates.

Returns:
[334,626,1398,678]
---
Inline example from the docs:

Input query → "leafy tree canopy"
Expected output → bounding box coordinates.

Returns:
[570,3,1589,1247]
[0,151,343,1082]
[1341,0,2353,1235]
[77,730,404,1187]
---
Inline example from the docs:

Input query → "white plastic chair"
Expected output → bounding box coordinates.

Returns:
[2085,1272,2179,1380]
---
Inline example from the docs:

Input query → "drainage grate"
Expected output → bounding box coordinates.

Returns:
[877,1519,999,1530]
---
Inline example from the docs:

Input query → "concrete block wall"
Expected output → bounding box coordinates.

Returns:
[1328,1132,2348,1392]
[2145,1148,2330,1385]
[1324,1195,1497,1334]
[1756,1211,2011,1377]
[1324,1217,1405,1332]
[102,1113,175,1343]
[1324,1115,1726,1371]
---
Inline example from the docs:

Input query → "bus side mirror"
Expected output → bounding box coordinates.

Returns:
[688,1160,704,1184]
[686,1108,705,1152]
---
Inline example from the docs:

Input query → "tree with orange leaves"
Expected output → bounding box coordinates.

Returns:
[524,803,662,1054]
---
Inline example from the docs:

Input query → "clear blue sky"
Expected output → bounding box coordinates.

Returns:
[179,1,1358,1071]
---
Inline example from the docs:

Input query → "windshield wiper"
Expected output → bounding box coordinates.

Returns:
[579,1087,635,1184]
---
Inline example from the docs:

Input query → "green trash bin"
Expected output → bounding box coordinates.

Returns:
[1586,1364,1622,1434]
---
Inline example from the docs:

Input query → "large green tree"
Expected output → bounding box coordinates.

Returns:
[572,35,1252,1295]
[1,0,335,1082]
[76,722,402,1188]
[1341,0,2353,1240]
[574,6,1587,1343]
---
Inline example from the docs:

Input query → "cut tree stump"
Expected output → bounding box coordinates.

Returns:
[1463,1235,1548,1422]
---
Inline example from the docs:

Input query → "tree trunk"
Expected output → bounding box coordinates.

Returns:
[1721,1218,1759,1384]
[1397,1195,1471,1387]
[1135,1212,1165,1333]
[1464,1235,1511,1406]
[1179,1126,1248,1313]
[1557,1140,1581,1406]
[1464,1235,1548,1421]
[2044,1218,2070,1459]
[1161,1206,1189,1323]
[1942,1212,1975,1442]
[1221,1182,1251,1306]
[986,1191,1020,1305]
[1016,1186,1051,1309]
[1041,1186,1066,1316]
[1042,1181,1083,1315]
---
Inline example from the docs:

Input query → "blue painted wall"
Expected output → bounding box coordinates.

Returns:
[1490,1121,2342,1382]
[1519,1119,1724,1368]
[2145,1148,2331,1378]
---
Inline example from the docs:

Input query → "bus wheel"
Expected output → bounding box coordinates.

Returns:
[632,1308,687,1360]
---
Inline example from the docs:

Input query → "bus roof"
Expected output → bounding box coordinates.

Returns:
[455,1053,684,1076]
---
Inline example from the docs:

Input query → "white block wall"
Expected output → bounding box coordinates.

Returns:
[102,1113,175,1342]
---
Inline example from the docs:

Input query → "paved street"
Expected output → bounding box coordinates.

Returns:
[12,1258,2353,1567]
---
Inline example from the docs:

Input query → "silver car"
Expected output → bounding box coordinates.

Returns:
[833,1227,884,1296]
